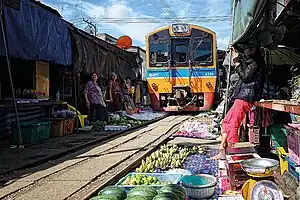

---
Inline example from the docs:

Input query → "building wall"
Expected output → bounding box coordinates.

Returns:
[96,33,117,45]
[126,47,146,81]
[97,33,146,80]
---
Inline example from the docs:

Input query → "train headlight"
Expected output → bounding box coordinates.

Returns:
[151,83,158,91]
[161,95,166,100]
[172,24,190,34]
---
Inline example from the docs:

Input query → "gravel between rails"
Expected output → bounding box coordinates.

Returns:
[1,115,189,200]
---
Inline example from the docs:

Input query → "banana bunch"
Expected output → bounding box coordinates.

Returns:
[135,144,207,173]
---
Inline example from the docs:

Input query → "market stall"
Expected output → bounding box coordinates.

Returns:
[218,0,300,199]
[0,100,78,146]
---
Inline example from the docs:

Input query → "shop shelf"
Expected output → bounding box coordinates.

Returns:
[254,100,300,115]
[13,121,51,144]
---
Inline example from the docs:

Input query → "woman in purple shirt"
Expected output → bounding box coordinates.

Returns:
[84,72,108,122]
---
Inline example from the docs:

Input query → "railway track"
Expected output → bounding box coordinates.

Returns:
[0,115,191,200]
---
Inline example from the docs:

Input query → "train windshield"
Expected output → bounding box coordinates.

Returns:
[149,43,168,64]
[193,39,212,62]
[174,44,188,63]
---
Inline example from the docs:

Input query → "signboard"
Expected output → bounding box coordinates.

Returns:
[36,61,49,98]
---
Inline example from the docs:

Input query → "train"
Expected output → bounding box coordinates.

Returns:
[145,24,219,112]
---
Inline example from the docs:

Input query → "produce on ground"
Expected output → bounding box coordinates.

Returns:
[153,192,179,200]
[95,186,127,200]
[92,116,143,132]
[127,186,158,200]
[125,197,148,200]
[91,195,119,200]
[174,120,219,139]
[135,144,207,173]
[158,184,186,200]
[121,174,170,186]
[91,184,186,200]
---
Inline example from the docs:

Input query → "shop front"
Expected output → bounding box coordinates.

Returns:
[0,0,75,146]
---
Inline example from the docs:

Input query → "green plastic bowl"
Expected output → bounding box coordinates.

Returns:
[180,174,217,188]
[179,174,217,199]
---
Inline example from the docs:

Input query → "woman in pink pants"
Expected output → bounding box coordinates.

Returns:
[213,44,266,159]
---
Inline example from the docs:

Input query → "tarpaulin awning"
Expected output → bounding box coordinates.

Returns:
[231,0,269,45]
[71,28,140,79]
[0,0,72,65]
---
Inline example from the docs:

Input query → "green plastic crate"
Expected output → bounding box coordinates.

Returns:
[270,125,287,150]
[13,121,51,145]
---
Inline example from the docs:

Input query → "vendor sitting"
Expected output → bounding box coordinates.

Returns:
[108,72,124,112]
[123,77,136,111]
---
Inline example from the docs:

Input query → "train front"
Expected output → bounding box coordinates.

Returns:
[146,24,217,112]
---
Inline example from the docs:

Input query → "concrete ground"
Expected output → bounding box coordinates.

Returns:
[0,116,188,200]
[0,131,115,175]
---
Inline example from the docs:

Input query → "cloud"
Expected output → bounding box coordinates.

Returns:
[42,0,231,48]
[217,36,230,50]
[105,4,133,19]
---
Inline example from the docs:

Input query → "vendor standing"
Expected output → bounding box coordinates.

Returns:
[84,72,108,122]
[213,44,266,159]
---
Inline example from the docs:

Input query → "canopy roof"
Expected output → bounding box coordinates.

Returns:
[231,0,269,45]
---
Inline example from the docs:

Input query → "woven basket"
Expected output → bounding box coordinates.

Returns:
[180,174,217,199]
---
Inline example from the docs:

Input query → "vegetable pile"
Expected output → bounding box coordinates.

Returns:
[92,116,143,132]
[53,110,77,118]
[90,184,186,200]
[135,144,207,173]
[121,174,170,186]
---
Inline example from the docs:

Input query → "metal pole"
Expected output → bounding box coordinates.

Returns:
[0,0,23,148]
[73,70,79,133]
[83,18,97,36]
[223,0,236,115]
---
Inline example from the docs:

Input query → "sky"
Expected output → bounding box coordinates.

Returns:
[41,0,231,50]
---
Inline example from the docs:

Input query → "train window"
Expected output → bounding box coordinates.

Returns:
[149,43,168,64]
[193,40,212,62]
[175,44,188,63]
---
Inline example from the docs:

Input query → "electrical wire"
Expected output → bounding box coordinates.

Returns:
[73,18,231,24]
[70,16,231,23]
[149,0,174,24]
[158,0,180,23]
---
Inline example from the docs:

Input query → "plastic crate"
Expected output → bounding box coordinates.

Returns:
[277,147,288,175]
[49,118,75,137]
[115,173,182,192]
[13,121,51,144]
[270,125,287,149]
[248,126,260,145]
[286,125,300,165]
[288,158,300,181]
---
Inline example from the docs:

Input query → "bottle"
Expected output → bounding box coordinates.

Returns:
[56,91,60,102]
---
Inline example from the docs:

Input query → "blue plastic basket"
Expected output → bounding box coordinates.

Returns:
[115,173,182,192]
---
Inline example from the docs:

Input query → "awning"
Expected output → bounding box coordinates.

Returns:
[231,0,269,45]
[0,0,72,65]
[71,28,140,79]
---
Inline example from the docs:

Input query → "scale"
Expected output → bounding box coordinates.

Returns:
[240,158,284,200]
[225,153,261,190]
